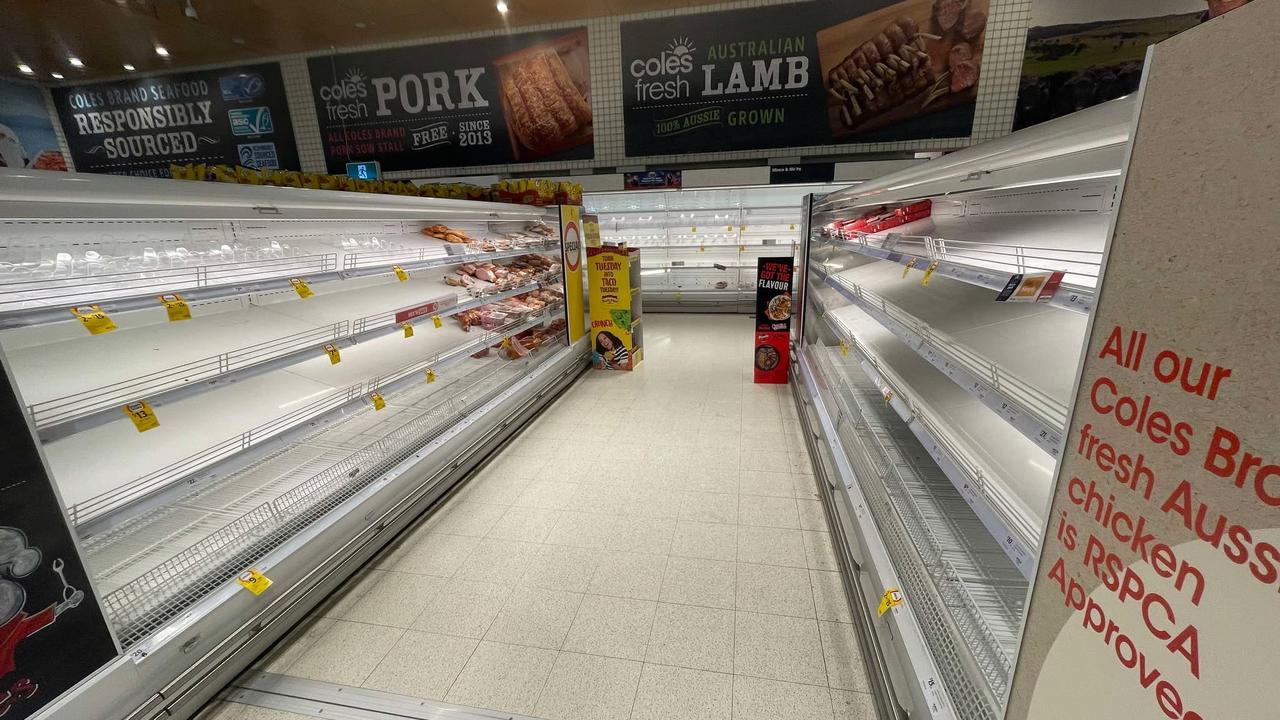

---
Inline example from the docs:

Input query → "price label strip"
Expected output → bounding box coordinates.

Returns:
[370,392,386,411]
[71,305,117,335]
[236,568,273,596]
[289,277,315,299]
[921,261,940,287]
[878,587,904,616]
[122,400,159,433]
[159,293,191,322]
[324,343,341,365]
[403,323,414,338]
[393,265,409,282]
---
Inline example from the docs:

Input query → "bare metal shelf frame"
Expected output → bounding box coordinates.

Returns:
[810,262,1068,458]
[65,307,563,529]
[812,297,1040,576]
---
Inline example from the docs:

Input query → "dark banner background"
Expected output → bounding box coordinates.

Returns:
[51,63,298,178]
[621,0,985,156]
[308,27,594,173]
[0,362,118,720]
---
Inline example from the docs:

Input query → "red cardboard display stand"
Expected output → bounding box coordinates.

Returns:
[754,257,794,384]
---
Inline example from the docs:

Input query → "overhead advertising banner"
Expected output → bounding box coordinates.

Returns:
[308,28,594,173]
[50,63,299,178]
[0,79,66,171]
[1006,6,1280,719]
[1011,0,1253,130]
[0,360,119,719]
[621,0,989,156]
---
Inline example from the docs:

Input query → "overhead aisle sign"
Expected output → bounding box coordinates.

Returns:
[50,63,299,177]
[620,0,990,156]
[1005,6,1280,720]
[0,355,119,719]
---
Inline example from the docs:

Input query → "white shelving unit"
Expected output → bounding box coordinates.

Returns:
[792,97,1136,720]
[584,183,844,312]
[0,169,585,674]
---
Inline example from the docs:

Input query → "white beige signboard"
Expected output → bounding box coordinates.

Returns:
[1004,4,1280,719]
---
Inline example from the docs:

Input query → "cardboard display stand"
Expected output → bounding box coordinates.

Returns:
[753,257,794,384]
[587,246,643,371]
[1004,5,1280,719]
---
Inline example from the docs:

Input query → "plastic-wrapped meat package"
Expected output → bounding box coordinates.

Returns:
[479,310,510,330]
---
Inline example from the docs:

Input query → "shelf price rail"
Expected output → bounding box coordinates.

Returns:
[810,262,1068,458]
[95,338,566,648]
[815,349,1023,713]
[811,295,1039,577]
[824,229,1101,315]
[66,308,562,530]
[0,238,558,330]
[30,276,559,439]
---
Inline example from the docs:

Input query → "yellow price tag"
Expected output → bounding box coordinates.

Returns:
[789,224,796,231]
[70,305,117,335]
[739,245,746,252]
[122,400,159,432]
[289,277,315,299]
[738,224,746,231]
[691,226,697,233]
[237,568,273,596]
[726,224,733,232]
[501,337,512,350]
[901,258,918,279]
[158,293,191,322]
[425,368,437,383]
[370,392,386,411]
[921,261,940,287]
[699,246,706,253]
[432,315,442,329]
[675,292,683,300]
[884,391,895,407]
[324,343,341,364]
[393,265,409,282]
[840,341,850,357]
[878,587,904,616]
[403,323,414,338]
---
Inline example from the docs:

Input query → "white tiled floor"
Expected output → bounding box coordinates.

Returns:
[213,314,874,720]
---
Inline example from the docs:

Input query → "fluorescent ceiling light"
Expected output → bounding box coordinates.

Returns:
[16,64,33,74]
[51,72,64,79]
[123,64,135,71]
[155,45,169,57]
[68,57,84,68]
[496,0,509,13]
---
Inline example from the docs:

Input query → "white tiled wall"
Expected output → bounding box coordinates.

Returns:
[44,0,1034,180]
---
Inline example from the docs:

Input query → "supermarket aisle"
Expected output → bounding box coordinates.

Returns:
[202,314,873,720]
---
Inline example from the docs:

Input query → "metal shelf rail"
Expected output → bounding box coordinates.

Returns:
[87,337,563,648]
[812,296,1040,576]
[65,308,562,529]
[812,347,1025,720]
[811,262,1068,458]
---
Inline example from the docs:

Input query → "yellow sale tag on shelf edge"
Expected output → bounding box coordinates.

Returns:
[739,245,746,252]
[122,400,159,432]
[324,343,341,364]
[921,261,940,287]
[370,392,386,411]
[71,305,117,335]
[432,315,443,329]
[884,391,895,407]
[789,224,796,231]
[691,226,697,233]
[699,246,705,252]
[675,292,683,300]
[738,224,746,231]
[289,277,314,299]
[237,568,273,596]
[726,225,733,232]
[902,258,918,279]
[426,369,437,383]
[501,337,513,350]
[159,293,191,322]
[393,265,409,282]
[403,323,414,338]
[878,587,904,616]
[840,341,850,357]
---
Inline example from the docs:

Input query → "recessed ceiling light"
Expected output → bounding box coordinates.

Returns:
[354,21,367,28]
[496,0,509,13]
[68,57,84,68]
[232,37,246,45]
[123,64,136,71]
[155,45,169,57]
[16,63,33,75]
[51,72,64,79]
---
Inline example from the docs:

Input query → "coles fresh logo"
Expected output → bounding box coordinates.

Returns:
[630,37,695,102]
[318,68,370,122]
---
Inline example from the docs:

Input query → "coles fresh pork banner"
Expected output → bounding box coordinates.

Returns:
[307,28,594,172]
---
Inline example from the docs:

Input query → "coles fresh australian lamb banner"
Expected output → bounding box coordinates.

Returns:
[308,28,594,172]
[621,0,989,156]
